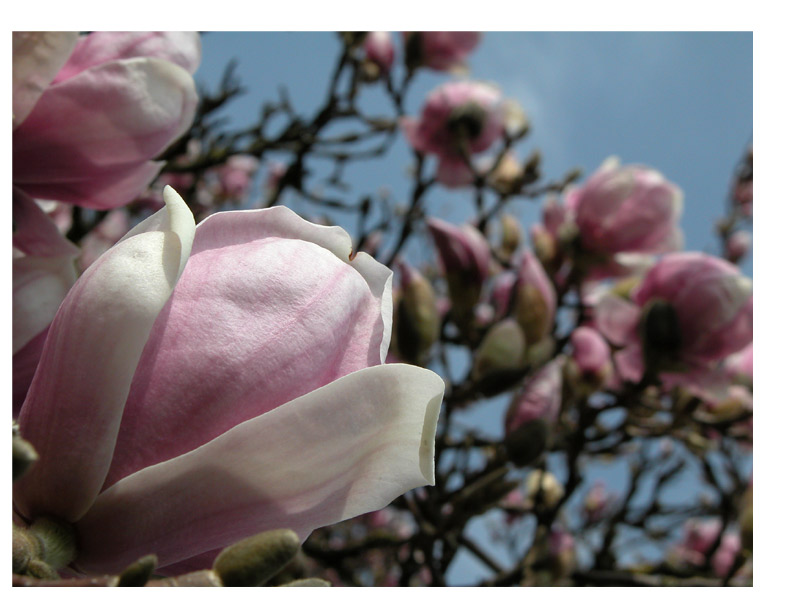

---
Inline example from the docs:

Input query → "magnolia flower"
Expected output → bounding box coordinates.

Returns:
[565,157,684,257]
[14,188,444,575]
[404,32,481,72]
[13,31,199,209]
[364,31,395,74]
[213,154,261,203]
[402,81,505,187]
[725,230,751,263]
[670,519,742,578]
[594,252,752,382]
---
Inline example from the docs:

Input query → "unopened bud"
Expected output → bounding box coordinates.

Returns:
[531,225,557,266]
[526,470,564,510]
[394,262,440,365]
[13,524,39,574]
[498,213,522,258]
[489,154,525,196]
[116,555,157,587]
[25,559,59,580]
[502,98,529,138]
[472,319,527,382]
[29,516,77,570]
[213,529,300,587]
[514,251,556,345]
[147,570,222,587]
[725,230,751,263]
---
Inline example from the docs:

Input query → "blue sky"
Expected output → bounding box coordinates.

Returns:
[192,32,753,584]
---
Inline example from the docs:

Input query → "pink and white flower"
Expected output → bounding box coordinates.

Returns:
[364,31,395,74]
[565,157,683,257]
[14,188,444,575]
[13,32,199,209]
[402,81,505,187]
[594,252,752,383]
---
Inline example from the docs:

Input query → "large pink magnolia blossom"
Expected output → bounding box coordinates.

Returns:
[405,32,481,72]
[12,31,199,209]
[14,188,444,575]
[594,252,752,383]
[402,81,505,187]
[565,157,684,257]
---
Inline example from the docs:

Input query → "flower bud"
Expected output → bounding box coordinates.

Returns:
[582,481,613,523]
[498,212,522,259]
[472,318,527,382]
[363,31,394,75]
[525,469,564,510]
[212,529,300,587]
[513,251,556,345]
[725,230,751,263]
[116,555,157,586]
[394,261,440,365]
[427,218,491,330]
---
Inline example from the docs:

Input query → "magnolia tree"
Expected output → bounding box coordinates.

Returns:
[11,32,753,587]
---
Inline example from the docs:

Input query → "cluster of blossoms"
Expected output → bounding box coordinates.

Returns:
[12,30,752,587]
[12,32,444,580]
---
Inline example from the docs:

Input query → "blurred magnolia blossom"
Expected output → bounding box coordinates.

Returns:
[514,250,557,345]
[363,31,395,75]
[14,188,444,575]
[669,519,742,578]
[552,158,683,282]
[427,217,491,328]
[213,154,261,203]
[403,32,481,72]
[593,252,753,383]
[582,481,614,524]
[725,230,751,263]
[402,81,506,187]
[12,32,200,209]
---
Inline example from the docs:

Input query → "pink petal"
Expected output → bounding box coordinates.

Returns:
[436,155,475,188]
[12,32,78,128]
[13,327,50,418]
[53,32,202,83]
[14,57,197,209]
[104,207,392,486]
[15,188,195,523]
[12,255,77,354]
[13,187,79,257]
[593,294,641,347]
[75,364,444,574]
